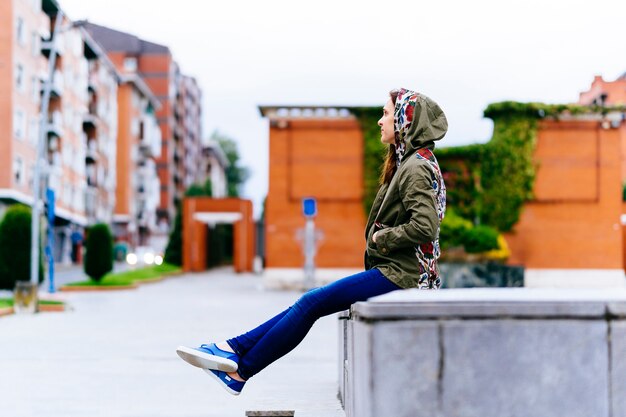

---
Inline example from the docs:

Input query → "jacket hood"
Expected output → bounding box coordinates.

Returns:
[393,88,448,164]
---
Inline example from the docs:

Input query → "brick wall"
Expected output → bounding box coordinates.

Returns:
[265,118,366,269]
[505,119,624,270]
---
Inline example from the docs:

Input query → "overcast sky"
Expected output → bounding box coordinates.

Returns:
[61,0,626,217]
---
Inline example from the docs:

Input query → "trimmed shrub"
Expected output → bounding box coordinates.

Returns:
[83,223,114,282]
[462,225,500,253]
[439,210,473,250]
[0,204,44,290]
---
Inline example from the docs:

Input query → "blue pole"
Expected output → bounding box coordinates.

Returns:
[46,188,55,293]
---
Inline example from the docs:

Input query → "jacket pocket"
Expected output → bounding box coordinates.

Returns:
[367,222,388,251]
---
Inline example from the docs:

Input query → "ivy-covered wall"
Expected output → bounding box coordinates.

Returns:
[353,101,626,257]
[352,107,387,215]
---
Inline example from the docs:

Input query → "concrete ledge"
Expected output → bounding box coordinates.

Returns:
[524,269,626,288]
[340,288,626,417]
[352,288,626,319]
[262,268,362,290]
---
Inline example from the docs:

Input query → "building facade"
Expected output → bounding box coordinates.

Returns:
[579,74,626,106]
[259,106,366,288]
[84,23,204,230]
[1,0,122,263]
[174,71,203,201]
[201,141,229,198]
[112,75,161,247]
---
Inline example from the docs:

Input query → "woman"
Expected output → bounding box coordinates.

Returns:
[176,88,448,395]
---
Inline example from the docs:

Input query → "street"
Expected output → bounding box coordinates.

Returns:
[0,268,345,417]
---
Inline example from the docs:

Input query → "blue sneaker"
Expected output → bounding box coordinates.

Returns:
[204,368,246,396]
[176,343,239,372]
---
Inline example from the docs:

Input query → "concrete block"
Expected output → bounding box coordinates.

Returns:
[612,321,626,417]
[352,321,440,417]
[441,320,609,417]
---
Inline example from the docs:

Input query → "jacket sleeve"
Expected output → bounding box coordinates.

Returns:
[374,162,438,254]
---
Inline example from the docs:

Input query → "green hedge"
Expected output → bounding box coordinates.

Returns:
[83,223,114,282]
[0,205,43,290]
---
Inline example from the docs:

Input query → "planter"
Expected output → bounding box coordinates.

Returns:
[60,283,138,292]
[0,307,13,317]
[13,281,38,314]
[38,303,65,312]
[440,261,524,288]
[135,276,164,285]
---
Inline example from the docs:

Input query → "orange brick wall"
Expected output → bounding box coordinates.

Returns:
[183,198,255,273]
[265,118,366,269]
[115,83,133,215]
[0,0,14,188]
[505,120,624,269]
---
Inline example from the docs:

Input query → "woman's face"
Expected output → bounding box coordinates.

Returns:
[378,99,395,144]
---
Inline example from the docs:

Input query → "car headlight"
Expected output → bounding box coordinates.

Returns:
[126,253,137,265]
[143,252,155,265]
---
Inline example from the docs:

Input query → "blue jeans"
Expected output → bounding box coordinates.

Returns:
[227,268,400,380]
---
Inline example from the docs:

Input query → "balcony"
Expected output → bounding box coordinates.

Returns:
[40,36,62,59]
[85,186,97,217]
[86,139,98,162]
[45,111,63,138]
[41,70,64,98]
[83,113,97,130]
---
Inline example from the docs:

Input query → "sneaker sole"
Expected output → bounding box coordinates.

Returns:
[176,346,238,372]
[203,369,242,396]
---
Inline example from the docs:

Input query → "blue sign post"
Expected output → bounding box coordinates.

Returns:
[303,198,317,218]
[302,198,318,289]
[46,188,55,293]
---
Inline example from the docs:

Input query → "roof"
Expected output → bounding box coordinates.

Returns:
[203,141,229,168]
[258,105,358,119]
[81,22,170,55]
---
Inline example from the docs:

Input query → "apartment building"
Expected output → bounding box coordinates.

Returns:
[113,75,161,247]
[0,0,120,263]
[173,70,203,200]
[84,22,204,230]
[0,0,49,214]
[201,141,229,198]
[579,74,626,106]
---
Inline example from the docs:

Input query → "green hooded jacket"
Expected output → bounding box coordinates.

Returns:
[364,89,448,289]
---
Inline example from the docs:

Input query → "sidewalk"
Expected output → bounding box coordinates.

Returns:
[0,267,345,417]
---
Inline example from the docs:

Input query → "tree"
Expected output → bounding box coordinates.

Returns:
[83,223,114,282]
[0,204,44,290]
[210,130,250,197]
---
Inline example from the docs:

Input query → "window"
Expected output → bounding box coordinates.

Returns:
[15,64,24,92]
[28,164,35,190]
[13,109,25,139]
[31,76,39,103]
[30,31,38,56]
[123,57,138,72]
[13,157,24,185]
[16,17,25,46]
[28,117,38,145]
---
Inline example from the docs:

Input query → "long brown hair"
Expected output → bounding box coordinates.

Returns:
[380,89,400,185]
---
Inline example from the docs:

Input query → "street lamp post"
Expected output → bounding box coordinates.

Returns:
[30,12,64,286]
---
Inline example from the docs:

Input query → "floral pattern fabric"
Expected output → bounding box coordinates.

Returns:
[394,88,446,289]
[415,148,446,289]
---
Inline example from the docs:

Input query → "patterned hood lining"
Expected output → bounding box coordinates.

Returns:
[393,88,448,165]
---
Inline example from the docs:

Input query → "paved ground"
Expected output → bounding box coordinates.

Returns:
[0,268,345,417]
